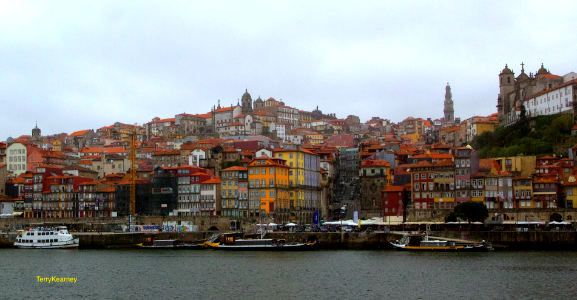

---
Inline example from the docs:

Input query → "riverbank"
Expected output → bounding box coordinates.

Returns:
[2,230,577,250]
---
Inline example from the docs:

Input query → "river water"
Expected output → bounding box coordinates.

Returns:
[2,249,575,300]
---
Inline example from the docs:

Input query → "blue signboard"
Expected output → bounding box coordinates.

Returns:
[313,212,319,225]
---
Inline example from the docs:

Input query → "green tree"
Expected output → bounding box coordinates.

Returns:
[221,159,241,170]
[516,104,530,137]
[453,201,488,229]
[445,212,458,223]
[262,126,270,137]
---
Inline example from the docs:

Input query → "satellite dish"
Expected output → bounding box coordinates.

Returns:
[569,176,576,183]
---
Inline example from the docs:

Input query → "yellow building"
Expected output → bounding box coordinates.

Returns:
[52,140,62,152]
[564,178,577,209]
[273,147,322,223]
[401,132,420,144]
[494,156,536,177]
[247,156,290,215]
[471,120,497,140]
[253,111,275,131]
[305,133,323,145]
[221,166,247,217]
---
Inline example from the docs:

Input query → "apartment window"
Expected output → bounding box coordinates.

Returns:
[261,179,265,187]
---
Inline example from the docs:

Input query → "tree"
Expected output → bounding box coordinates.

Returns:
[571,98,577,125]
[516,104,530,137]
[453,201,488,229]
[262,126,270,137]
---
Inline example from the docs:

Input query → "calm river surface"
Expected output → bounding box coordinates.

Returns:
[2,249,576,300]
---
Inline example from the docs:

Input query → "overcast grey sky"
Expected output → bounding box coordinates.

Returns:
[2,0,576,140]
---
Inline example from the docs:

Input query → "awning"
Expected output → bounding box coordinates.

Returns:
[403,222,444,225]
[11,212,23,216]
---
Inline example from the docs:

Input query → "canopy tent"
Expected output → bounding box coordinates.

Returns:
[445,221,484,225]
[548,221,569,226]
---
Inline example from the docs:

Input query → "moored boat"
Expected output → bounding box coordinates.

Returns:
[135,238,203,249]
[390,233,493,252]
[204,233,316,251]
[14,226,79,249]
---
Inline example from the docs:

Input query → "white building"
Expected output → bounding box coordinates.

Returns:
[285,134,303,144]
[189,148,207,167]
[6,142,28,177]
[270,122,291,140]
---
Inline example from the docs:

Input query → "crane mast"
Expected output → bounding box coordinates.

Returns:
[129,130,136,217]
[113,128,140,218]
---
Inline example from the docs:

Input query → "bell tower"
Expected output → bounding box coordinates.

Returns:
[444,83,454,122]
[31,122,42,146]
[241,89,253,114]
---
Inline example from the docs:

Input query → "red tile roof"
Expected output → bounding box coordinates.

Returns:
[202,179,221,184]
[70,130,91,137]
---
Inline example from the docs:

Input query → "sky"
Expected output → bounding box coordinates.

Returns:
[2,0,577,140]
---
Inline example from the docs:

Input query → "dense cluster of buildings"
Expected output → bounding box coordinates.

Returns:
[1,63,577,225]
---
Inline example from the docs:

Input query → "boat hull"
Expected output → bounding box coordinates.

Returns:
[391,243,490,252]
[15,242,80,249]
[136,244,204,249]
[208,244,313,251]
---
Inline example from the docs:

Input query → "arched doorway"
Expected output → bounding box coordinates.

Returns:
[550,213,562,222]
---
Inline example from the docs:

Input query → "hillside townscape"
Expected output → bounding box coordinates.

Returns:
[1,63,577,228]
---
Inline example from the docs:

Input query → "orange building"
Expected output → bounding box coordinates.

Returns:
[247,156,290,216]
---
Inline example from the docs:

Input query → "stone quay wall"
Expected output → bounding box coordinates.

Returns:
[406,208,577,223]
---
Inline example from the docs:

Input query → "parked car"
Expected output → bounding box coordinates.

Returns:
[320,226,329,232]
[353,227,362,232]
[366,227,374,233]
[343,227,353,232]
[328,226,337,232]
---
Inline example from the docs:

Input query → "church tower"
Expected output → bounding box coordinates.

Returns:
[241,89,253,114]
[444,83,454,122]
[31,123,42,146]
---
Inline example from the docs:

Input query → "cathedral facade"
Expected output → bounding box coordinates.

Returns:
[497,63,564,126]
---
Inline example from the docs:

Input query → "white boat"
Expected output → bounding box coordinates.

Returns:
[14,226,79,249]
[390,233,493,252]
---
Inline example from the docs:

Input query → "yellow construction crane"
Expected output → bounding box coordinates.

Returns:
[112,127,143,217]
